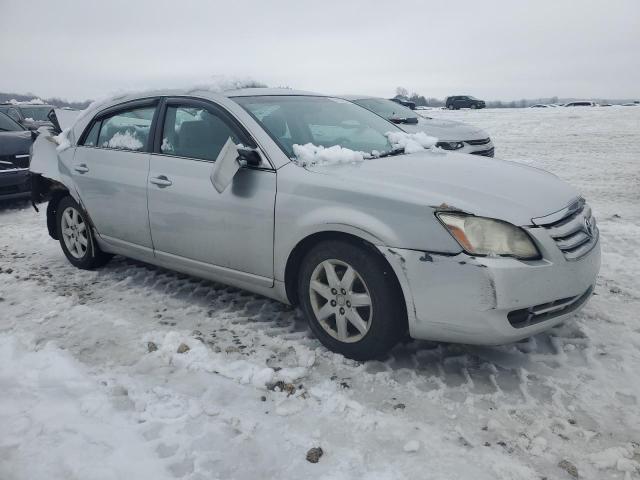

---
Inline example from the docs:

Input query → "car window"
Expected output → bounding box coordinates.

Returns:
[82,121,101,146]
[19,106,52,121]
[0,112,24,131]
[6,108,21,122]
[353,98,418,121]
[235,96,400,158]
[160,105,241,161]
[97,106,155,151]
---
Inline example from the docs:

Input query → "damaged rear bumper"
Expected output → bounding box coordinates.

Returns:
[380,236,600,345]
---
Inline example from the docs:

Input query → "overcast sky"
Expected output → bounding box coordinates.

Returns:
[1,0,639,101]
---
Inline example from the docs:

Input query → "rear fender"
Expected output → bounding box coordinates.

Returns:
[29,128,79,203]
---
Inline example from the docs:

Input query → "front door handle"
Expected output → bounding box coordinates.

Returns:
[74,163,89,174]
[150,175,173,187]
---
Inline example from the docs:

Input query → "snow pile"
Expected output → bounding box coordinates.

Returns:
[0,334,172,479]
[186,75,267,94]
[53,128,72,152]
[386,131,438,153]
[104,130,144,150]
[8,98,45,105]
[293,143,369,166]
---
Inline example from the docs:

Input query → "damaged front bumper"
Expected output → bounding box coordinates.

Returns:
[380,231,601,345]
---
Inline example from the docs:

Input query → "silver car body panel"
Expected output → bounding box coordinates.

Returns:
[72,147,153,249]
[29,87,600,345]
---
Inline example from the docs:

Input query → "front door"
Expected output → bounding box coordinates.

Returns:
[147,99,276,282]
[71,101,158,251]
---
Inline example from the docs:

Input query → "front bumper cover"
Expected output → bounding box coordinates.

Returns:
[380,232,600,345]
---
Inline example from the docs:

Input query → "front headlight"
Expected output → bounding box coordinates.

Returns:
[437,213,540,260]
[436,141,464,150]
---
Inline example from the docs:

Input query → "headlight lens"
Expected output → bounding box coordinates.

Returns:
[437,213,540,259]
[436,141,465,150]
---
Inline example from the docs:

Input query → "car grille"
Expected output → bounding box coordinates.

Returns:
[0,154,30,170]
[465,138,491,146]
[532,198,599,260]
[470,147,494,157]
[507,286,593,328]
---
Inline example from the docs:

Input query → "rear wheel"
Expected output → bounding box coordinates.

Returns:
[298,240,406,360]
[56,196,112,269]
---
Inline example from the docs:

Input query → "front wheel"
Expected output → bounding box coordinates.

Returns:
[298,240,406,360]
[56,196,112,269]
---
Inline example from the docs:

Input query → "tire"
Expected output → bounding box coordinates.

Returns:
[56,196,112,269]
[297,240,406,360]
[470,104,477,109]
[448,105,454,110]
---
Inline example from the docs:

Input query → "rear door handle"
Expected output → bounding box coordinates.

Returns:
[150,175,173,187]
[74,164,89,174]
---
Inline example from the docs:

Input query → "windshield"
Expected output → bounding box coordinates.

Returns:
[233,96,402,158]
[19,106,53,121]
[0,112,25,132]
[352,98,419,121]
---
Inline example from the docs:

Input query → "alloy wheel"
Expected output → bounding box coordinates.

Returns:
[309,259,372,343]
[61,206,88,259]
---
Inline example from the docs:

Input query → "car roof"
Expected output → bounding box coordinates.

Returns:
[1,103,55,108]
[338,95,377,101]
[222,87,323,97]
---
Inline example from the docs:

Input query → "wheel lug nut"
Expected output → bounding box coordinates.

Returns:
[330,300,337,307]
[341,288,346,294]
[339,307,345,314]
[346,301,351,308]
[331,288,337,295]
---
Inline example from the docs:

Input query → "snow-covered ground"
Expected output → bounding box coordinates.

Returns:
[1,107,639,480]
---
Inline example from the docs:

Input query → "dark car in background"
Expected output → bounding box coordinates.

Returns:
[445,96,486,110]
[390,97,416,110]
[0,112,34,200]
[0,102,56,130]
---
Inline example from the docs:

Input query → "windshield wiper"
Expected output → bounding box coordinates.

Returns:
[389,116,419,125]
[377,147,405,158]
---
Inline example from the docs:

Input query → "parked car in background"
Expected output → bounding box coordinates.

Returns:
[342,95,495,156]
[445,95,486,110]
[0,102,57,130]
[529,104,550,108]
[0,112,34,200]
[564,101,596,107]
[30,87,599,360]
[390,97,416,110]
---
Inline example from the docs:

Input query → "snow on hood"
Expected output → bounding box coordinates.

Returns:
[386,131,438,153]
[400,116,488,141]
[305,150,578,225]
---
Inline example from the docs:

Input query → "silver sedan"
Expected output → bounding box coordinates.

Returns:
[30,88,600,359]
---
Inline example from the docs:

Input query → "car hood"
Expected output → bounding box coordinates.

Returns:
[0,130,33,157]
[304,151,578,226]
[398,116,487,141]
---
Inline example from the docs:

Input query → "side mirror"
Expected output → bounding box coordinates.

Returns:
[237,147,261,167]
[210,138,262,193]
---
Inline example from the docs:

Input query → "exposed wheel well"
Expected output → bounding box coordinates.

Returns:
[46,189,70,240]
[284,231,406,315]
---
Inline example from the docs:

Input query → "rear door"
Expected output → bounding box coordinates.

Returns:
[72,99,159,252]
[147,98,276,283]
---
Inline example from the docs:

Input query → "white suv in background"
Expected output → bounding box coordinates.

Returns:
[342,95,495,157]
